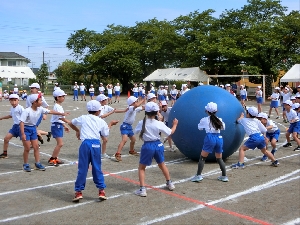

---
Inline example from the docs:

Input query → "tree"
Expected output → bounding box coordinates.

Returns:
[36,63,48,93]
[54,60,82,85]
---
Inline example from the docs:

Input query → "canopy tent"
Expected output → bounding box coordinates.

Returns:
[0,66,36,79]
[143,67,209,82]
[280,64,300,82]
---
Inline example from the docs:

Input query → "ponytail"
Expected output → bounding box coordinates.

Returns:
[208,112,223,130]
[139,115,147,140]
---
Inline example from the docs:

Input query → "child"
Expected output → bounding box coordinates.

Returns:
[160,101,175,152]
[239,85,247,107]
[21,90,27,100]
[73,82,79,101]
[190,102,228,182]
[132,83,139,98]
[267,87,280,119]
[280,86,293,123]
[114,96,145,161]
[106,84,113,105]
[134,102,178,197]
[170,84,178,107]
[255,86,263,113]
[79,83,86,101]
[96,94,126,159]
[13,84,19,94]
[20,93,69,172]
[48,89,70,166]
[89,84,95,100]
[256,112,280,161]
[113,83,121,103]
[150,83,155,94]
[98,83,105,94]
[231,106,279,168]
[282,100,300,151]
[66,100,118,202]
[0,94,24,158]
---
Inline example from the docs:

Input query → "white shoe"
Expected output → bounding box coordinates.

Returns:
[134,188,147,197]
[101,153,111,159]
[166,181,175,191]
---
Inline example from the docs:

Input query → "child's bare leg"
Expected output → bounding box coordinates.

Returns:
[101,136,108,154]
[52,138,63,158]
[129,136,136,152]
[238,145,249,162]
[261,148,275,161]
[158,162,170,180]
[138,164,146,186]
[22,140,31,163]
[31,140,40,162]
[3,133,13,151]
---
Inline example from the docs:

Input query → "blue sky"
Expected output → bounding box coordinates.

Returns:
[0,0,298,70]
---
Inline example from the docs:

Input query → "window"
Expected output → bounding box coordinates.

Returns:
[8,61,17,66]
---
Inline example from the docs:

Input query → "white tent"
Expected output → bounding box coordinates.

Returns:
[0,66,36,79]
[143,67,209,82]
[280,64,300,82]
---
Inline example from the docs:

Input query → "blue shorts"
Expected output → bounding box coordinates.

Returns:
[158,95,165,101]
[270,101,278,108]
[139,140,164,166]
[150,90,155,94]
[108,94,112,98]
[90,93,94,97]
[133,92,138,98]
[141,94,145,99]
[22,126,37,141]
[202,133,223,154]
[115,91,120,96]
[282,105,286,111]
[80,91,85,95]
[244,133,266,150]
[74,90,78,96]
[266,129,280,142]
[139,91,143,97]
[22,96,27,100]
[51,122,64,138]
[9,124,20,138]
[287,121,300,134]
[36,114,43,127]
[256,97,263,104]
[240,95,246,100]
[120,123,134,137]
[171,94,177,100]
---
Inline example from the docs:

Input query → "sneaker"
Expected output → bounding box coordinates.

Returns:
[23,163,31,172]
[283,142,292,147]
[46,132,52,142]
[0,152,8,159]
[190,175,203,182]
[268,116,270,118]
[271,160,279,167]
[114,153,122,162]
[271,149,277,155]
[261,155,268,161]
[276,116,279,119]
[134,188,147,197]
[72,191,83,202]
[98,189,107,200]
[55,157,64,164]
[101,153,111,159]
[293,146,300,151]
[166,181,175,190]
[217,176,229,182]
[48,158,58,166]
[38,135,44,144]
[34,162,46,171]
[129,150,139,156]
[231,162,245,169]
[169,147,176,152]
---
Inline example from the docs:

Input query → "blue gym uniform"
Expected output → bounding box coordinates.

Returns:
[286,110,300,133]
[120,106,143,137]
[8,105,24,138]
[50,103,66,138]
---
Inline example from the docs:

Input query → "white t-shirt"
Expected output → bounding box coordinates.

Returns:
[240,89,247,96]
[281,91,292,103]
[99,86,105,92]
[89,88,95,93]
[286,110,299,123]
[79,85,85,91]
[170,89,178,95]
[266,119,278,133]
[135,118,171,142]
[10,105,24,124]
[157,89,164,95]
[198,116,225,133]
[180,89,189,95]
[13,87,18,93]
[100,105,114,120]
[123,106,143,125]
[50,103,65,124]
[270,93,280,101]
[161,107,172,123]
[73,85,79,90]
[107,88,113,94]
[132,87,139,92]
[238,118,267,135]
[72,114,109,140]
[256,90,262,98]
[114,86,120,92]
[54,86,60,91]
[20,107,50,126]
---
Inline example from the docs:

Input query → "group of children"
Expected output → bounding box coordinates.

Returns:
[1,82,299,202]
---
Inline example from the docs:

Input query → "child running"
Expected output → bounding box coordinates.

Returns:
[267,87,280,119]
[256,112,280,161]
[190,102,228,182]
[134,102,178,197]
[0,94,24,158]
[48,89,70,166]
[282,100,300,151]
[67,100,118,202]
[20,94,69,172]
[114,96,145,162]
[231,106,279,169]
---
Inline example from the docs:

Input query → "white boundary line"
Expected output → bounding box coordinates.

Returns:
[282,218,300,225]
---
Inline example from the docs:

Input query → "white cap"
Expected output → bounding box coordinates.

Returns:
[172,84,176,87]
[257,112,268,119]
[147,93,156,100]
[55,82,58,85]
[14,84,17,86]
[75,82,77,83]
[145,102,159,112]
[86,100,101,111]
[53,89,67,97]
[220,84,224,87]
[205,102,217,113]
[246,106,258,117]
[225,84,230,87]
[127,96,137,105]
[199,82,204,86]
[296,93,300,98]
[284,87,289,90]
[165,85,168,88]
[150,83,153,85]
[284,100,293,106]
[161,100,168,106]
[9,94,19,99]
[297,85,300,88]
[292,103,300,109]
[290,96,296,100]
[29,94,40,103]
[100,83,103,85]
[91,84,93,86]
[29,83,40,89]
[240,85,244,87]
[275,87,280,90]
[257,86,261,89]
[182,84,187,88]
[81,83,83,85]
[96,94,108,102]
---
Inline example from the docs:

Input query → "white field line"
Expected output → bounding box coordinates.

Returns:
[139,173,300,225]
[1,169,299,223]
[282,218,300,225]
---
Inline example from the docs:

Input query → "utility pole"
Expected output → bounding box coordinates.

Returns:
[43,51,44,64]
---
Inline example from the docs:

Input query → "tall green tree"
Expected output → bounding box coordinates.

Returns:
[36,63,48,93]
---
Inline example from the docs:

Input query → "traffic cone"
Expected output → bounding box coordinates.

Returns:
[127,90,130,97]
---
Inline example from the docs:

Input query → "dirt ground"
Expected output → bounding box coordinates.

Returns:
[0,94,299,225]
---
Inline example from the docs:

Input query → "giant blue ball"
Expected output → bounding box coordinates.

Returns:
[168,85,245,162]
